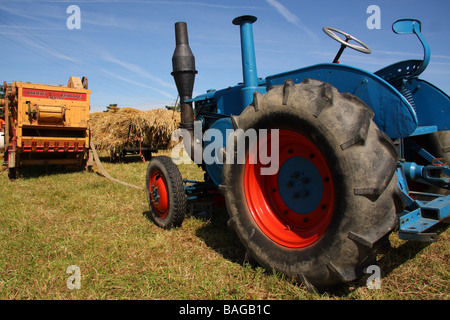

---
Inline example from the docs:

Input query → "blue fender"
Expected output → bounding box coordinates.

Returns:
[266,63,418,139]
[401,78,450,131]
[203,117,233,186]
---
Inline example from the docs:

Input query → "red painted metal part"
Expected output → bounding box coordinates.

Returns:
[21,141,85,152]
[244,130,335,248]
[149,169,170,219]
[22,88,87,101]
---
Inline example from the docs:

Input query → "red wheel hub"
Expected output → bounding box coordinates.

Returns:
[244,129,335,248]
[149,169,169,218]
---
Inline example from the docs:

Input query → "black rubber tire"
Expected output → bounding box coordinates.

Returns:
[8,167,17,180]
[221,79,404,290]
[146,155,186,229]
[434,131,450,170]
[143,150,153,161]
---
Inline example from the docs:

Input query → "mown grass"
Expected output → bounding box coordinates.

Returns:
[0,151,448,300]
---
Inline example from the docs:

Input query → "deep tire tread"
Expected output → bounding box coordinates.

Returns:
[282,79,294,105]
[313,81,334,118]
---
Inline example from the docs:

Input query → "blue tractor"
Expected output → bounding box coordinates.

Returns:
[145,16,449,290]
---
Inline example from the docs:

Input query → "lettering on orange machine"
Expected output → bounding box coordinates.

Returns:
[22,88,87,101]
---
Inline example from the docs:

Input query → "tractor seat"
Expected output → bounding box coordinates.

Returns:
[375,19,430,85]
[375,59,423,85]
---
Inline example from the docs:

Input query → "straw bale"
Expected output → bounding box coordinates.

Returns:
[90,107,181,154]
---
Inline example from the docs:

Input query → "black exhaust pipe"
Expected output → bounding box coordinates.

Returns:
[171,21,199,161]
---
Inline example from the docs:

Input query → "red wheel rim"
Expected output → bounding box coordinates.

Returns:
[244,129,335,248]
[149,169,169,218]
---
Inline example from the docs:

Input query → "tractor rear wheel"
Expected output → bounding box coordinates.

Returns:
[221,79,403,290]
[146,155,186,229]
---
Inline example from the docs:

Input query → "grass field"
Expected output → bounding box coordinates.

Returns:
[0,151,448,300]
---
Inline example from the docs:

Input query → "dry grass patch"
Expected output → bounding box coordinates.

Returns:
[0,152,448,300]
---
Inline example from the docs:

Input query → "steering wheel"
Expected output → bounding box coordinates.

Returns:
[322,27,371,62]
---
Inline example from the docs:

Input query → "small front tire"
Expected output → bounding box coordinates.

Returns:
[146,156,186,229]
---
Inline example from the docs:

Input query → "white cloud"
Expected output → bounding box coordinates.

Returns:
[101,53,175,90]
[265,0,318,41]
[265,0,299,26]
[101,68,174,99]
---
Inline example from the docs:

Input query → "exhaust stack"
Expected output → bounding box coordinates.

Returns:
[171,22,197,131]
[171,21,200,162]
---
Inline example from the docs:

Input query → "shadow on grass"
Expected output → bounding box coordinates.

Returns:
[194,206,247,265]
[4,152,147,180]
[378,223,449,275]
[142,204,247,266]
[142,210,154,226]
[142,201,448,297]
[328,223,449,296]
[9,165,86,180]
[195,208,449,296]
[98,154,147,164]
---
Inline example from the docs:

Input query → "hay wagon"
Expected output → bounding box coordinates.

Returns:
[89,107,180,162]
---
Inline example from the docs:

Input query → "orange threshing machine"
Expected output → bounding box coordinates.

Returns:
[1,76,93,179]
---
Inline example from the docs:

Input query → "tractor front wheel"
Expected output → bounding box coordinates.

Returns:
[222,79,403,290]
[146,156,186,229]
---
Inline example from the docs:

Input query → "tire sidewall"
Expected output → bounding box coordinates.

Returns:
[146,156,183,228]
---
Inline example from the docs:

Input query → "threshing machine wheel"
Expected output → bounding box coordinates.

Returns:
[222,78,403,290]
[8,167,17,180]
[145,155,186,229]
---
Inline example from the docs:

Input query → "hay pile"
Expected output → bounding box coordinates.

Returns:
[90,107,181,154]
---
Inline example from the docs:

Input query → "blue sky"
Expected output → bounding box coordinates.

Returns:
[1,0,449,113]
